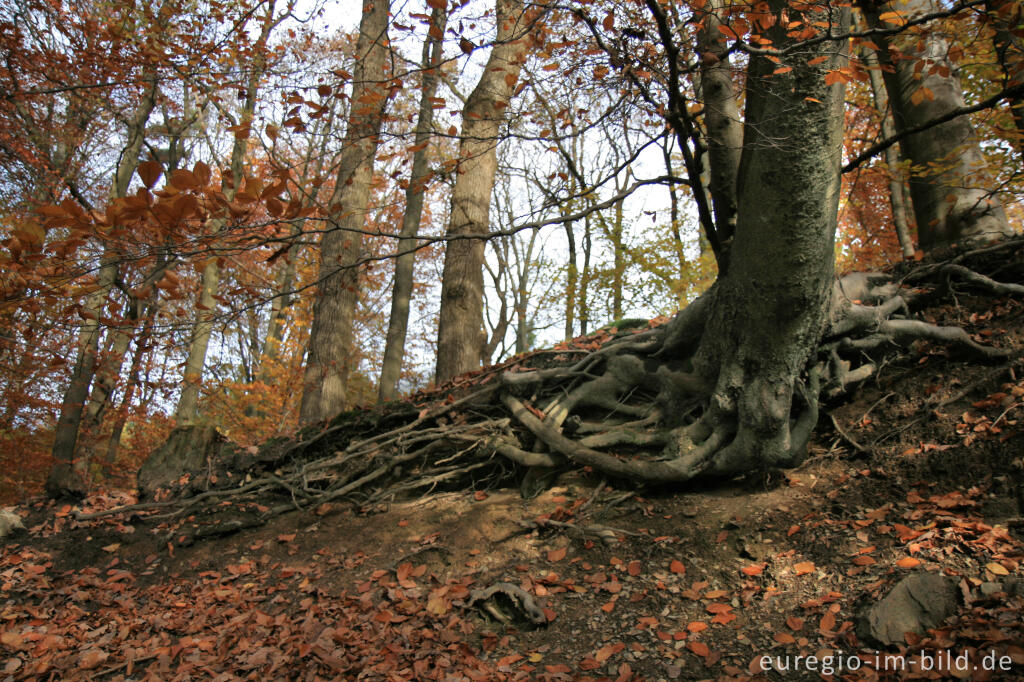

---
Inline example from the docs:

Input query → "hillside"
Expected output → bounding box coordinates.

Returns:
[2,259,1024,681]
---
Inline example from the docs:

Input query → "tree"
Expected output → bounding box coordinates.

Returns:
[434,0,530,383]
[862,0,1012,251]
[378,6,448,402]
[299,0,392,424]
[174,0,285,425]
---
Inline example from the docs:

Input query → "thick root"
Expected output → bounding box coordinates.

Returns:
[91,250,1023,542]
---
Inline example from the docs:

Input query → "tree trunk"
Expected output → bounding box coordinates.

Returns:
[987,0,1024,162]
[434,0,527,383]
[697,0,742,244]
[174,257,220,423]
[46,70,159,498]
[861,42,915,258]
[299,0,391,423]
[677,1,849,475]
[175,1,278,424]
[862,0,1011,251]
[378,6,447,402]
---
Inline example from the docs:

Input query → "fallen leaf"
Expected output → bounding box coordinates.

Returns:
[794,561,815,575]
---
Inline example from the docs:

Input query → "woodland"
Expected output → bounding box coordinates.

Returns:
[2,0,1024,678]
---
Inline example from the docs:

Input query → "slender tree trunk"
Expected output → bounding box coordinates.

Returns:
[46,70,159,498]
[862,0,1011,251]
[697,0,742,243]
[259,244,299,371]
[300,0,391,423]
[174,257,220,423]
[579,215,592,335]
[662,139,687,300]
[860,42,915,258]
[987,0,1024,162]
[434,0,528,383]
[105,305,156,468]
[563,217,578,339]
[378,6,447,402]
[175,3,278,424]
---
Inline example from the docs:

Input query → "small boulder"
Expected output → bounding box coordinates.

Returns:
[0,509,25,541]
[859,573,959,645]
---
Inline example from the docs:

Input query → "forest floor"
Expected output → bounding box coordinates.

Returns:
[3,293,1024,681]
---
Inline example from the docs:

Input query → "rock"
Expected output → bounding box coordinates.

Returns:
[0,509,25,541]
[137,425,242,499]
[859,573,959,645]
[980,581,1004,596]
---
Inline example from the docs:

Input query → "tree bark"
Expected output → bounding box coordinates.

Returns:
[300,0,391,423]
[987,0,1024,162]
[434,0,528,384]
[176,1,278,424]
[861,42,915,258]
[378,6,447,402]
[862,0,1012,251]
[680,1,849,474]
[696,0,742,244]
[46,69,159,498]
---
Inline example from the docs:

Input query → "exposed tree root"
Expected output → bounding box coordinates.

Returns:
[75,240,1024,542]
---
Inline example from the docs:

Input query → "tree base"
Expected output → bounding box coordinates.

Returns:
[80,239,1024,542]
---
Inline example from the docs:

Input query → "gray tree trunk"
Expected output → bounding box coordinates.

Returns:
[46,70,159,498]
[299,0,391,423]
[862,0,1011,251]
[697,0,742,243]
[682,1,849,473]
[434,0,527,383]
[175,2,278,424]
[860,43,915,258]
[378,6,447,402]
[987,0,1024,163]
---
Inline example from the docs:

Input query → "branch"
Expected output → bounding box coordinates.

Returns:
[843,83,1024,174]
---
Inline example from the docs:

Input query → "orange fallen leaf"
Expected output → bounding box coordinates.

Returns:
[741,563,764,576]
[627,560,641,576]
[670,560,685,574]
[688,641,710,657]
[687,621,708,633]
[794,561,815,575]
[595,642,625,663]
[547,547,567,562]
[896,557,921,568]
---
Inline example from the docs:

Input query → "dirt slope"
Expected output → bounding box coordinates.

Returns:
[2,293,1024,681]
